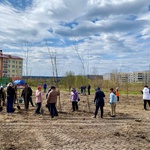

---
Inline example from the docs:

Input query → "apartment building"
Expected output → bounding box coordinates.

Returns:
[0,50,23,78]
[103,71,150,84]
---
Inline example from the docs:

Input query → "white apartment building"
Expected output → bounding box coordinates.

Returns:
[103,71,150,84]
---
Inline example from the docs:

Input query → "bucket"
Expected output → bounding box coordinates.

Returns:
[19,99,23,103]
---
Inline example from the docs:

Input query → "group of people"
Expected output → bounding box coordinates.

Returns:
[80,85,91,95]
[3,82,120,119]
[4,82,150,119]
[6,82,34,113]
[3,82,60,118]
[34,85,60,118]
[93,87,119,118]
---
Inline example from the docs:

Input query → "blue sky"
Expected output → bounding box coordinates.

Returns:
[0,0,150,76]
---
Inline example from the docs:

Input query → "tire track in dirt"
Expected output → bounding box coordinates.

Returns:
[0,93,150,149]
[1,113,150,150]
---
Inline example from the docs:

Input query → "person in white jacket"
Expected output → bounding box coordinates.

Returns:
[142,85,150,110]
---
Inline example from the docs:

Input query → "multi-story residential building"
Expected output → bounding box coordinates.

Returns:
[103,71,150,84]
[0,50,23,79]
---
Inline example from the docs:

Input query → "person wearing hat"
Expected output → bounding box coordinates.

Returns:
[93,87,105,118]
[35,86,43,114]
[6,82,15,113]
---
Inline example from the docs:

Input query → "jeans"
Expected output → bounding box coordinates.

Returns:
[48,103,58,118]
[94,105,103,118]
[35,103,41,114]
[72,101,78,111]
[7,96,14,113]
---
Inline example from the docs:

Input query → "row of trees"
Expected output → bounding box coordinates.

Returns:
[24,71,144,95]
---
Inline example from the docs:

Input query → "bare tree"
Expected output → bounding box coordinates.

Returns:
[47,47,58,85]
[72,41,90,112]
[72,43,85,76]
[22,42,32,79]
[46,45,61,110]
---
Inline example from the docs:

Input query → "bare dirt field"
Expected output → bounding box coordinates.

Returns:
[0,91,150,150]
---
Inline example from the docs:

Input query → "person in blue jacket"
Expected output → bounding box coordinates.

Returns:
[43,83,47,93]
[93,87,105,118]
[109,88,117,117]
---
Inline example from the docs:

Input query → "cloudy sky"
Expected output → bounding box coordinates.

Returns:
[0,0,150,76]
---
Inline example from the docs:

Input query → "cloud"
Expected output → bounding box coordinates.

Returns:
[0,0,150,76]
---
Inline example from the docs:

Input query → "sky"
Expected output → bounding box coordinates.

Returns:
[0,0,150,77]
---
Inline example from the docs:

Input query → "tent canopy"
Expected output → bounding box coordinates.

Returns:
[13,80,25,85]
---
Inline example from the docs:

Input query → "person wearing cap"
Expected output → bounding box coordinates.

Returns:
[109,88,117,117]
[93,87,105,118]
[47,86,60,118]
[6,82,15,113]
[70,88,79,112]
[35,86,43,114]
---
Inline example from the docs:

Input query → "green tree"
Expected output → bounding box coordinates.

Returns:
[64,71,75,91]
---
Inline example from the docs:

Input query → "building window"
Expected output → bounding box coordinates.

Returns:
[19,61,22,64]
[12,70,15,73]
[12,60,15,63]
[12,65,15,68]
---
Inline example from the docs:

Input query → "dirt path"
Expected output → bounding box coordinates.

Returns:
[0,92,150,150]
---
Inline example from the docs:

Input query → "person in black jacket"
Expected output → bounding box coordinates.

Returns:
[0,86,5,106]
[6,82,15,113]
[21,83,32,110]
[88,85,91,95]
[28,85,34,107]
[93,87,105,118]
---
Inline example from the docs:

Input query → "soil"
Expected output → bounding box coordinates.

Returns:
[0,91,150,150]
